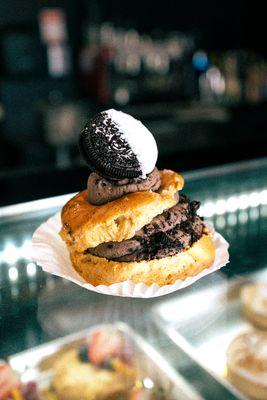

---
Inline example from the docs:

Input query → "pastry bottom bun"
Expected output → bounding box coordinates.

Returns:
[70,233,215,286]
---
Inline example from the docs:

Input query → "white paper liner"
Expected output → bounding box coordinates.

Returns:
[32,212,229,298]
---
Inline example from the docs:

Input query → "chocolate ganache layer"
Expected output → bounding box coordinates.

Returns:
[88,167,162,205]
[85,195,204,262]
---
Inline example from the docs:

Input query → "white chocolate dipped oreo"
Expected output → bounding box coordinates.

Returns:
[79,109,158,180]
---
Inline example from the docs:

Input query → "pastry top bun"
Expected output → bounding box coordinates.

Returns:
[70,231,215,286]
[60,169,184,250]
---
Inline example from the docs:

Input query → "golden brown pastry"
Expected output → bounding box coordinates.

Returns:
[227,331,267,400]
[241,283,267,330]
[60,109,216,287]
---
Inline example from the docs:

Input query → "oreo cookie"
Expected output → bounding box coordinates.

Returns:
[79,111,142,180]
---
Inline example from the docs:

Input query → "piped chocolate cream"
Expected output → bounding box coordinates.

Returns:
[88,167,162,205]
[86,195,204,262]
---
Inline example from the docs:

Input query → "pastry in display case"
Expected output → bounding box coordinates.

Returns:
[227,330,267,400]
[33,109,229,298]
[51,328,135,400]
[2,324,202,400]
[241,283,267,330]
[61,109,215,286]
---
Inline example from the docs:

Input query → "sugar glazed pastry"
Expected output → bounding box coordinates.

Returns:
[227,330,267,400]
[241,283,267,330]
[60,109,215,286]
[52,329,135,400]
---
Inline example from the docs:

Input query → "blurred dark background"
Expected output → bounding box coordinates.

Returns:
[0,0,267,205]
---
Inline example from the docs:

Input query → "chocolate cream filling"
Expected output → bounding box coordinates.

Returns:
[88,167,162,205]
[85,195,204,262]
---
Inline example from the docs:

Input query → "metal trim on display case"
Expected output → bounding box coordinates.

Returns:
[0,193,76,223]
[182,156,267,181]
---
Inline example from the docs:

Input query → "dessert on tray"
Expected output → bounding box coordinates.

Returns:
[2,326,180,400]
[227,330,267,400]
[241,283,267,330]
[52,328,135,400]
[60,109,215,286]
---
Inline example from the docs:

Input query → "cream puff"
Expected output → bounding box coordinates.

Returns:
[60,109,215,286]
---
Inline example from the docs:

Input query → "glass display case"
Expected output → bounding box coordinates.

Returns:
[0,157,266,400]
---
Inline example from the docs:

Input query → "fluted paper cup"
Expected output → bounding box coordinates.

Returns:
[32,212,229,298]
